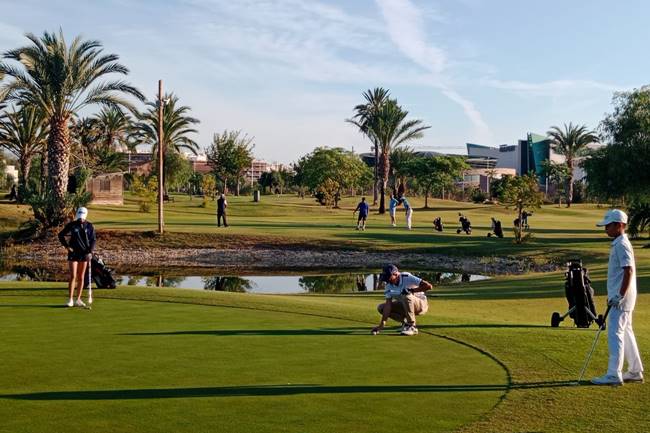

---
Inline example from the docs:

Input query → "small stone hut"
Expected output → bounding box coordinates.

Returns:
[86,173,124,205]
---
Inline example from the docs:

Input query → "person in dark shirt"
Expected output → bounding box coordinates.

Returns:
[217,193,228,227]
[58,207,96,307]
[353,197,370,231]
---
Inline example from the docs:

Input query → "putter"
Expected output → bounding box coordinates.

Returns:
[575,304,612,384]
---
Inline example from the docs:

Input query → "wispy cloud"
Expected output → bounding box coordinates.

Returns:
[375,0,492,142]
[484,78,626,96]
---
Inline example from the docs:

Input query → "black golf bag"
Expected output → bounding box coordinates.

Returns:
[456,217,472,235]
[84,254,117,289]
[488,220,504,238]
[551,260,604,328]
[433,217,443,232]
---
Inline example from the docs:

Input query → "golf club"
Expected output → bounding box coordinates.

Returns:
[575,304,612,384]
[86,257,93,310]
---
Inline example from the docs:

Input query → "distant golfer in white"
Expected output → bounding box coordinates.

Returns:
[591,209,644,385]
[401,197,413,230]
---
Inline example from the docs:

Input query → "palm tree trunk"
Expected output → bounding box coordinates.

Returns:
[379,151,389,214]
[373,143,378,205]
[18,155,32,203]
[566,161,574,208]
[47,115,71,224]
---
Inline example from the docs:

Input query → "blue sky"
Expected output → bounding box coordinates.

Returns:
[1,0,648,163]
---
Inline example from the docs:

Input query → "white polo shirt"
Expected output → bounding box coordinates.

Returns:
[608,234,637,311]
[384,272,427,301]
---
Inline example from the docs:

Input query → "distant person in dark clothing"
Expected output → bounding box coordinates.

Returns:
[353,197,370,230]
[217,193,228,227]
[58,207,95,307]
[433,217,443,232]
[6,184,16,201]
[488,217,504,238]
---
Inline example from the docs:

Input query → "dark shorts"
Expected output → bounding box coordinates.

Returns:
[67,252,89,262]
[358,214,367,221]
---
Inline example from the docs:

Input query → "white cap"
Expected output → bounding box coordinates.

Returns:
[76,207,88,220]
[596,209,627,226]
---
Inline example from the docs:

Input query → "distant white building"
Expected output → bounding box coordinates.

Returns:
[5,164,18,184]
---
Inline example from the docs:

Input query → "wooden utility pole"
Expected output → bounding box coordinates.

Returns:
[157,80,164,234]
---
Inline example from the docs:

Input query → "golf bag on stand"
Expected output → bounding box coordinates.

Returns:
[551,260,604,328]
[83,254,117,290]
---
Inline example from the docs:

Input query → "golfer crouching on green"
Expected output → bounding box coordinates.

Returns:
[372,264,433,336]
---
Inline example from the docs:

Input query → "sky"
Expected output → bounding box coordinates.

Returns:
[1,0,648,163]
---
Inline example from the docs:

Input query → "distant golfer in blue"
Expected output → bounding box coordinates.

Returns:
[353,197,370,231]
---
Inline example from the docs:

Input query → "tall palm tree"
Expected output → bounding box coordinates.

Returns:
[367,99,430,213]
[347,87,391,205]
[0,106,48,202]
[0,30,144,224]
[132,93,199,156]
[547,123,599,207]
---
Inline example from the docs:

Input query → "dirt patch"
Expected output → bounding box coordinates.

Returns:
[5,231,559,275]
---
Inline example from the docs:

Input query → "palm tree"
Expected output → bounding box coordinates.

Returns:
[94,107,132,151]
[131,93,199,192]
[0,106,48,202]
[367,99,430,213]
[0,30,144,224]
[547,123,599,207]
[347,87,391,205]
[132,93,199,156]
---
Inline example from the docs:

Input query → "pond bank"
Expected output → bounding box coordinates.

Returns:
[6,244,559,276]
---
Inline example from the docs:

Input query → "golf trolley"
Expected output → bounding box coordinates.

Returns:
[551,259,605,329]
[456,215,472,235]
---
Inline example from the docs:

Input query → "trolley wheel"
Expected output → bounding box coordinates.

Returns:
[551,312,561,327]
[487,233,492,237]
[595,314,606,330]
[456,229,461,234]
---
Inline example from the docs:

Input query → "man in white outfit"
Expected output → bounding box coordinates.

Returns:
[592,209,644,385]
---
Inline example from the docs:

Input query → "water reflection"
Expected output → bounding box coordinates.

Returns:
[203,276,253,292]
[0,267,488,294]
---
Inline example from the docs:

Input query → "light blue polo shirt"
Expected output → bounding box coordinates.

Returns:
[384,272,426,301]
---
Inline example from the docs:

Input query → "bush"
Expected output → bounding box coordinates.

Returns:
[470,188,487,203]
[628,199,650,239]
[131,176,157,213]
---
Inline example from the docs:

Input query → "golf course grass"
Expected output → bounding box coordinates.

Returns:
[1,275,649,433]
[1,194,649,432]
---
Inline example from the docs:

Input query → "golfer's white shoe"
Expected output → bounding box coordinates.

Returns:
[401,325,418,336]
[74,299,86,308]
[66,299,74,308]
[622,371,644,383]
[591,374,623,386]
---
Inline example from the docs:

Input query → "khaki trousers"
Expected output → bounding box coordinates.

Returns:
[377,293,428,325]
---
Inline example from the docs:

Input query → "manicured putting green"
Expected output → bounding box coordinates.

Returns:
[0,295,506,433]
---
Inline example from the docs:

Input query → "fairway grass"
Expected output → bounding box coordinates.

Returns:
[1,274,649,433]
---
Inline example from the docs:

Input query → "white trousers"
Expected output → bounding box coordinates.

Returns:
[406,209,413,229]
[607,307,643,379]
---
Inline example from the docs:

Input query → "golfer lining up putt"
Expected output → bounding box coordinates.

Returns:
[591,209,644,385]
[372,264,432,336]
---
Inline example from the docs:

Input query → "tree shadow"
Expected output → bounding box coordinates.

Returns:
[121,327,370,337]
[0,304,64,308]
[418,324,549,329]
[1,380,579,401]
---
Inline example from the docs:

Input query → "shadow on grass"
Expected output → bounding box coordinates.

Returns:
[121,327,369,336]
[1,381,580,401]
[0,304,64,308]
[419,324,549,329]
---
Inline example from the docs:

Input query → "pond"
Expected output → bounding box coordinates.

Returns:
[0,266,488,294]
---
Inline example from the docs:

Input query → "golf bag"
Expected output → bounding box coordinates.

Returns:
[514,211,532,230]
[83,254,117,289]
[456,216,472,235]
[551,260,604,328]
[433,217,443,232]
[487,220,503,238]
